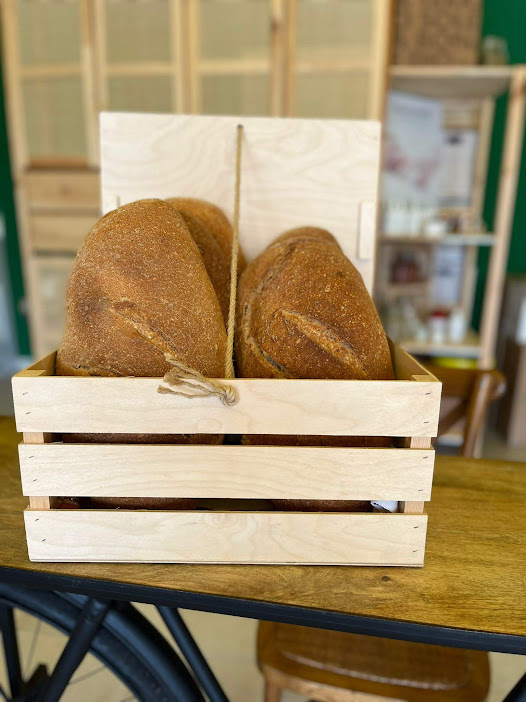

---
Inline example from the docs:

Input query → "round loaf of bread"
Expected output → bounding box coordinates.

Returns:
[236,226,394,512]
[57,199,227,509]
[166,197,246,273]
[175,209,230,322]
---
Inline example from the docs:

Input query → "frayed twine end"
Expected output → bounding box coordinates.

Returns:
[157,353,238,406]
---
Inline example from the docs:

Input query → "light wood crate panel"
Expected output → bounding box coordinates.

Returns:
[100,113,381,292]
[13,372,439,437]
[24,510,428,565]
[19,444,434,501]
[13,343,441,437]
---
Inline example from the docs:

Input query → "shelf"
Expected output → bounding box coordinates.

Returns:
[390,65,514,100]
[399,330,482,359]
[379,233,495,247]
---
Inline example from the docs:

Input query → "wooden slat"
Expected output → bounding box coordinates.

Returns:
[283,0,297,116]
[368,0,392,120]
[100,113,381,290]
[199,59,270,75]
[12,375,440,436]
[187,0,200,113]
[1,0,28,172]
[23,170,100,211]
[18,444,434,501]
[387,339,440,381]
[270,0,285,116]
[29,213,98,252]
[80,0,100,167]
[170,0,184,112]
[480,67,526,368]
[93,0,108,111]
[24,511,427,565]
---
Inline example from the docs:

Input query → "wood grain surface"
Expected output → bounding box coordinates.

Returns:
[1,416,526,637]
[19,444,434,501]
[99,113,381,292]
[12,375,440,436]
[24,511,427,566]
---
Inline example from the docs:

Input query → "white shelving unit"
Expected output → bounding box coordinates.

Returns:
[376,65,526,369]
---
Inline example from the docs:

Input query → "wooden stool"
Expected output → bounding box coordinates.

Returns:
[257,621,489,701]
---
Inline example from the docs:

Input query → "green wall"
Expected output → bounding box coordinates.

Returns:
[0,29,29,355]
[473,0,526,328]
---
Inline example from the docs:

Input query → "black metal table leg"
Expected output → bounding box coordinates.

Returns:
[0,602,23,698]
[503,672,526,702]
[158,606,229,702]
[39,597,111,702]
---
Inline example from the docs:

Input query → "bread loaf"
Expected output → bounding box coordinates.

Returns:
[166,198,245,323]
[236,226,394,512]
[57,199,228,509]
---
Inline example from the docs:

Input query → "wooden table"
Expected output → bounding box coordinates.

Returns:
[1,416,525,654]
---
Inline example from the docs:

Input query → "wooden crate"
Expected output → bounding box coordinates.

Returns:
[12,113,441,565]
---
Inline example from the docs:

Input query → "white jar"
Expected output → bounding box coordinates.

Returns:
[449,308,467,344]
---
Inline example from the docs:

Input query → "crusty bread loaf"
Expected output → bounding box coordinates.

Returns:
[57,199,227,509]
[173,209,230,322]
[236,227,393,381]
[166,198,246,323]
[236,226,394,512]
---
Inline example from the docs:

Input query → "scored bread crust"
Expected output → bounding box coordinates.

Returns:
[236,226,394,381]
[57,199,226,379]
[56,199,226,508]
[236,226,394,512]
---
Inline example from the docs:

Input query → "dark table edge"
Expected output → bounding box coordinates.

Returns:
[1,566,524,655]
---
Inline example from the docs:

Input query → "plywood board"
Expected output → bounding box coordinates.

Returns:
[24,510,427,565]
[19,444,434,501]
[12,374,440,437]
[100,112,381,291]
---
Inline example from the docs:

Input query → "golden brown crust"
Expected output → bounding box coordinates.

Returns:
[56,199,227,506]
[236,226,393,381]
[57,199,226,379]
[166,197,246,274]
[175,210,230,323]
[236,226,394,512]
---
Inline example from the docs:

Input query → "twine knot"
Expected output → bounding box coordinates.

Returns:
[158,354,238,406]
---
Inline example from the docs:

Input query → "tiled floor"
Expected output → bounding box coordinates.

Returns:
[1,605,525,701]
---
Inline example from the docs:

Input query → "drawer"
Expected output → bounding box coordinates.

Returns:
[30,213,98,252]
[23,170,100,210]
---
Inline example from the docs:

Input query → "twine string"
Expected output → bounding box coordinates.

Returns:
[158,124,243,405]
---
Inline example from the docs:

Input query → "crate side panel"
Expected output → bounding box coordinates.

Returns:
[24,511,427,565]
[100,113,381,292]
[12,376,441,436]
[19,445,435,501]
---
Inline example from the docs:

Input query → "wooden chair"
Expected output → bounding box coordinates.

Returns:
[257,621,490,701]
[428,365,506,458]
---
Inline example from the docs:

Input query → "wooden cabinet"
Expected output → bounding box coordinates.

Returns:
[1,0,392,356]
